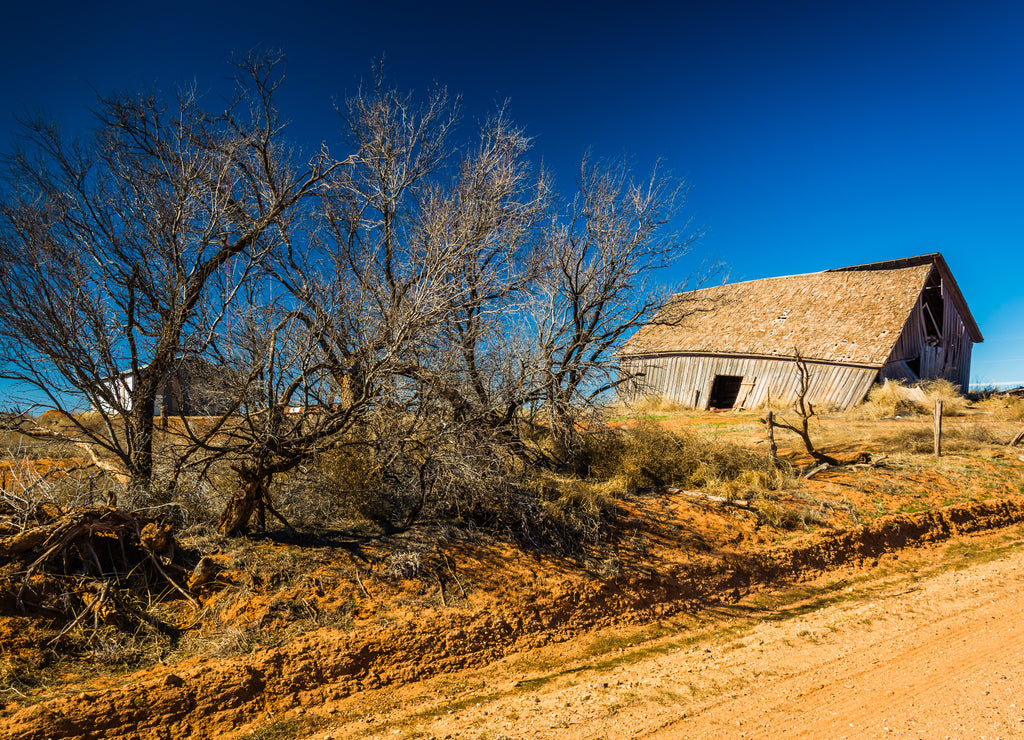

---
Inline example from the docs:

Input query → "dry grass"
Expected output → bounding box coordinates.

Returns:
[875,423,1003,454]
[609,395,691,417]
[854,379,967,419]
[522,422,789,538]
[750,496,828,530]
[578,423,784,497]
[536,477,618,546]
[520,421,793,546]
[973,394,1024,422]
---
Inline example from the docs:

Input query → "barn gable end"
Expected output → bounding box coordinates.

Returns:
[618,253,982,410]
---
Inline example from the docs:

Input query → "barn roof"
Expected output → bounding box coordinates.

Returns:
[619,253,982,367]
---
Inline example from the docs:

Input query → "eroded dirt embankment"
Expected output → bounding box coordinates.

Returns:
[4,498,1024,740]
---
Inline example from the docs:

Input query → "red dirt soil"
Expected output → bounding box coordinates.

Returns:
[1,410,1022,739]
[3,497,1024,740]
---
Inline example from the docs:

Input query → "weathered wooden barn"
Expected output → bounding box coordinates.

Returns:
[617,253,983,410]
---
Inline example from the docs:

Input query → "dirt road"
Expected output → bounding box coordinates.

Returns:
[645,551,1024,739]
[330,529,1024,740]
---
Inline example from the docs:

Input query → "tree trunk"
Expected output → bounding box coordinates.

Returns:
[218,468,269,536]
[546,390,578,465]
[126,393,157,494]
[216,464,292,536]
[797,421,839,465]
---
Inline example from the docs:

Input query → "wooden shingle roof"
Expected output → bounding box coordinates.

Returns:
[620,254,980,367]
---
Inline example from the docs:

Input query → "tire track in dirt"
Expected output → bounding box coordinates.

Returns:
[643,549,1024,739]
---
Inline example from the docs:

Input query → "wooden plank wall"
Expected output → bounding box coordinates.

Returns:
[885,300,925,367]
[942,286,972,391]
[879,268,974,392]
[620,354,878,410]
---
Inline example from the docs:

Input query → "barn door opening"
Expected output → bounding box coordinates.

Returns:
[708,374,744,409]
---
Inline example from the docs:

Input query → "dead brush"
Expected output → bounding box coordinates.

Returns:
[0,651,48,697]
[748,491,838,530]
[750,496,785,528]
[578,423,786,498]
[920,379,968,415]
[386,551,424,579]
[533,476,617,546]
[750,497,820,530]
[712,467,788,502]
[311,443,384,524]
[859,380,927,418]
[792,489,861,521]
[0,463,207,661]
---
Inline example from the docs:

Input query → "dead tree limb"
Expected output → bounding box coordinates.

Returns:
[5,507,200,612]
[772,350,840,466]
[803,463,830,479]
[433,571,448,607]
[354,568,372,600]
[664,486,752,509]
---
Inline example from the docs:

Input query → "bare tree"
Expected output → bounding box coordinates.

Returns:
[0,53,335,495]
[409,151,700,468]
[199,80,560,535]
[176,75,531,534]
[1,60,705,537]
[530,157,698,459]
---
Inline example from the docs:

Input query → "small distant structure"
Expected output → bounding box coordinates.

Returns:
[94,358,234,416]
[618,253,983,410]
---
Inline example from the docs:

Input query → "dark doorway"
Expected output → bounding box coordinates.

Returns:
[708,375,744,409]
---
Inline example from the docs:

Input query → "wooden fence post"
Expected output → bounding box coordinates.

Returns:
[934,400,943,457]
[767,410,778,465]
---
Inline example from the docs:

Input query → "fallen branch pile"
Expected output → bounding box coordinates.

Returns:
[0,503,210,647]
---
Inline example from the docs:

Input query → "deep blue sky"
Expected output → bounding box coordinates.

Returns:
[1,0,1021,387]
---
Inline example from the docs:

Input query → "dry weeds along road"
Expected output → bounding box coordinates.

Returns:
[319,527,1024,740]
[3,500,1024,740]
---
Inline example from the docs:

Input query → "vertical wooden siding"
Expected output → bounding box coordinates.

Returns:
[879,266,974,392]
[620,354,878,410]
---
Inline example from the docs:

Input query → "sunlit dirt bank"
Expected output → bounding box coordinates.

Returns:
[1,410,1023,739]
